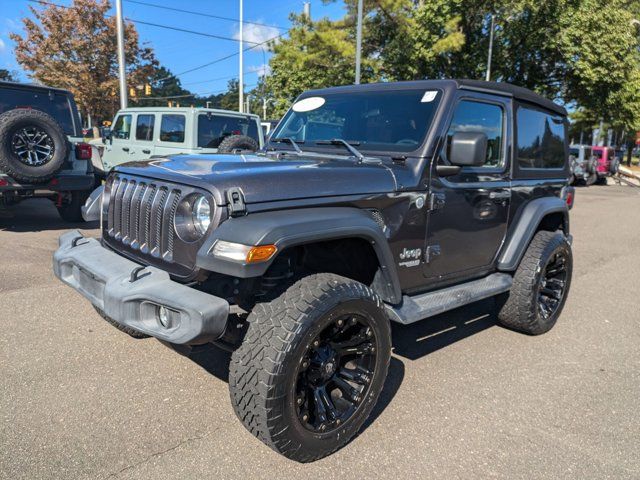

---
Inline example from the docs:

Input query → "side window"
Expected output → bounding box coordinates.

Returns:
[446,100,504,167]
[160,114,185,143]
[517,106,565,169]
[112,114,132,140]
[135,114,155,141]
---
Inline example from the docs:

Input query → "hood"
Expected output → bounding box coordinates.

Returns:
[116,153,398,205]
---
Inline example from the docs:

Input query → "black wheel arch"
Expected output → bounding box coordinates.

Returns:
[497,196,570,271]
[196,207,402,304]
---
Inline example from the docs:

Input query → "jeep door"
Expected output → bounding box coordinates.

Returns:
[128,112,156,161]
[153,113,189,157]
[423,93,511,282]
[102,112,134,170]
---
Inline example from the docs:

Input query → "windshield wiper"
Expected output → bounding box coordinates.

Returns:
[315,138,365,162]
[271,137,304,154]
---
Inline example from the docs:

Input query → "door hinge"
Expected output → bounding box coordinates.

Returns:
[428,192,446,211]
[425,244,441,263]
[226,187,246,217]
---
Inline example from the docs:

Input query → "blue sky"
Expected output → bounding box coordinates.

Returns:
[0,0,345,96]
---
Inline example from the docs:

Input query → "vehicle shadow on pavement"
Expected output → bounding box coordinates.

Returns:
[391,298,497,361]
[0,198,99,232]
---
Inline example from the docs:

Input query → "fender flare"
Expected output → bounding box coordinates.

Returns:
[497,196,569,271]
[196,207,402,304]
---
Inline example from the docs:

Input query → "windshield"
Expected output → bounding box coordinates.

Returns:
[271,88,442,153]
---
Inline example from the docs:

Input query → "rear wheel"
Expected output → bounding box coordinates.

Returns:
[497,231,572,335]
[229,273,391,462]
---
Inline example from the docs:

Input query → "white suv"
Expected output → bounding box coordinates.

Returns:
[100,107,264,171]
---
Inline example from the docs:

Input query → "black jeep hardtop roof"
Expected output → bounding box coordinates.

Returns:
[0,80,73,95]
[300,79,567,116]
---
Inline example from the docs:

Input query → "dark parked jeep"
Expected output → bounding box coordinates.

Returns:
[0,81,96,221]
[54,80,574,462]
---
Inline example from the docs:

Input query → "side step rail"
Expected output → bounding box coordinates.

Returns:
[386,273,513,325]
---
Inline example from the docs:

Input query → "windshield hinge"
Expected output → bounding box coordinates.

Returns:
[226,187,246,217]
[428,192,445,211]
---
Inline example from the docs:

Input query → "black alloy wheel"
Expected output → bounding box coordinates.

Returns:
[537,250,569,320]
[295,313,377,433]
[11,125,55,166]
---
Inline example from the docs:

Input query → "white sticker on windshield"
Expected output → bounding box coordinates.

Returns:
[292,96,326,112]
[421,90,438,103]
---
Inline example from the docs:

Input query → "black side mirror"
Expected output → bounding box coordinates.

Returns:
[450,132,488,167]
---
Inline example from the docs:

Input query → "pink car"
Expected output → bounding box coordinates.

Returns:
[591,146,619,185]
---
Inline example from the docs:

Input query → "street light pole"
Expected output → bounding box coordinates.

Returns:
[355,0,363,84]
[239,0,244,113]
[485,13,494,82]
[115,0,127,109]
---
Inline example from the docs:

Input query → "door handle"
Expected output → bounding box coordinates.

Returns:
[142,149,151,154]
[122,147,130,152]
[489,191,511,200]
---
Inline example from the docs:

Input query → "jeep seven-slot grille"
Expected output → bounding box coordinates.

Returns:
[107,176,181,262]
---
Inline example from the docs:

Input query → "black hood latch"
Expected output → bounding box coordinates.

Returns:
[226,187,247,217]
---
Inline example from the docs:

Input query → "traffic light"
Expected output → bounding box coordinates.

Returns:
[129,87,136,98]
[144,84,151,96]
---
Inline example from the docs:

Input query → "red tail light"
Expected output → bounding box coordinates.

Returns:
[561,186,575,209]
[75,143,92,160]
[0,178,9,187]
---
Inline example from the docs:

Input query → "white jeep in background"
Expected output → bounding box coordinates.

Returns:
[98,107,264,172]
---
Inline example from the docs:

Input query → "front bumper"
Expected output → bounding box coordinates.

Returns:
[53,230,229,344]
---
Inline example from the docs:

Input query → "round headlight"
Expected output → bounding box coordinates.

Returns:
[192,195,211,235]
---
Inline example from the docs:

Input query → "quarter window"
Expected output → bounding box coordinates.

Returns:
[135,114,155,141]
[517,106,565,169]
[160,114,185,143]
[446,100,504,167]
[112,114,132,140]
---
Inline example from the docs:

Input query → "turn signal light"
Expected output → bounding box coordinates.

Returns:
[246,245,277,263]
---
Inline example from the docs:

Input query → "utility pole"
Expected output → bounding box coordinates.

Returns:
[263,97,267,119]
[355,0,363,84]
[485,13,494,82]
[303,1,311,19]
[238,0,244,113]
[115,0,127,109]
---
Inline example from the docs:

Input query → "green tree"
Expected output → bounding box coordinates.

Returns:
[266,13,382,117]
[0,69,18,81]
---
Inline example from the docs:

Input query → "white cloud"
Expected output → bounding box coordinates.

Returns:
[248,63,271,77]
[233,22,280,51]
[0,39,5,53]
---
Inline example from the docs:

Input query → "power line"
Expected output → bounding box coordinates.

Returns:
[132,83,257,101]
[126,18,260,44]
[124,0,287,31]
[155,32,283,83]
[27,0,261,44]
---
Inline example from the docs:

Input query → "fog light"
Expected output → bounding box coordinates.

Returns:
[158,306,171,328]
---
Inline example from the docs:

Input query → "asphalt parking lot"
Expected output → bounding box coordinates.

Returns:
[1,184,639,480]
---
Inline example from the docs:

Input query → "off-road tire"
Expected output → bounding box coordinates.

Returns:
[229,273,391,462]
[0,109,69,183]
[497,231,572,335]
[217,134,259,153]
[93,306,150,339]
[56,191,90,222]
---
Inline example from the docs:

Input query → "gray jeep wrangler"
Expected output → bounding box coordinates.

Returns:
[54,80,574,462]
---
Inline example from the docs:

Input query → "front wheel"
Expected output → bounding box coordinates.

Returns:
[229,273,391,462]
[497,230,572,335]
